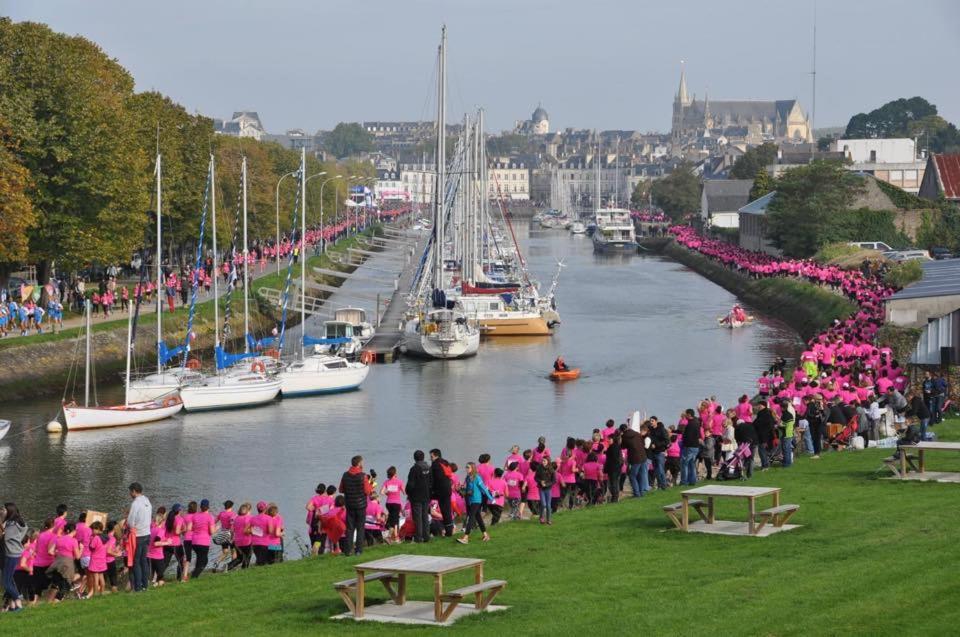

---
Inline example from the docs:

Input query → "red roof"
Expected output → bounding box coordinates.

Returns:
[934,154,960,200]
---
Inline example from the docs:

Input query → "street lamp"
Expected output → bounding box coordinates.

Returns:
[318,174,342,254]
[275,170,297,274]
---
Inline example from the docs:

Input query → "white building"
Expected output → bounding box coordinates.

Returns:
[215,111,266,141]
[831,138,926,193]
[400,163,435,205]
[374,168,407,202]
[488,159,530,200]
[700,179,753,229]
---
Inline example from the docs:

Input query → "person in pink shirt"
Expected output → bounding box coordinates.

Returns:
[48,522,81,602]
[182,501,197,578]
[581,452,603,504]
[147,509,170,587]
[665,433,681,486]
[32,519,57,598]
[216,500,237,565]
[15,530,38,605]
[380,467,405,544]
[557,440,579,510]
[523,470,540,519]
[503,445,523,470]
[531,436,551,463]
[266,504,285,564]
[305,483,326,552]
[600,418,617,439]
[487,468,508,525]
[190,499,215,579]
[735,395,754,423]
[476,453,496,486]
[52,504,68,536]
[163,505,187,582]
[247,501,272,566]
[226,503,254,570]
[104,521,122,593]
[503,462,525,520]
[74,512,92,576]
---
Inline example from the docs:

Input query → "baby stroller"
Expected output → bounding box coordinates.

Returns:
[716,443,752,481]
[829,422,858,450]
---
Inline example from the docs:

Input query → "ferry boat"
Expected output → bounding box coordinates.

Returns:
[592,208,638,253]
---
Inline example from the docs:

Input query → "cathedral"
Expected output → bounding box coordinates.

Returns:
[671,66,811,143]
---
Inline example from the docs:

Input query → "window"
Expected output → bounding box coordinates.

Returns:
[870,150,877,162]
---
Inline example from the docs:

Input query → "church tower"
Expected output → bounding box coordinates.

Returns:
[671,62,692,139]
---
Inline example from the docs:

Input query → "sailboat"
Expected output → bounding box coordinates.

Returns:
[126,153,200,402]
[275,148,370,396]
[402,26,480,359]
[49,300,183,432]
[178,155,281,412]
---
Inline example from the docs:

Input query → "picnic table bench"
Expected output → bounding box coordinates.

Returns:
[665,485,800,536]
[884,441,960,479]
[336,554,506,623]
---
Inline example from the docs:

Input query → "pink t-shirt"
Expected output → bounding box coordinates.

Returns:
[487,477,507,507]
[582,461,602,481]
[306,495,324,525]
[477,463,495,485]
[182,512,195,542]
[249,513,271,547]
[104,536,117,564]
[382,477,405,505]
[88,535,107,573]
[504,470,524,499]
[168,515,184,547]
[558,457,577,485]
[232,514,252,548]
[52,517,67,535]
[504,453,523,470]
[269,514,284,546]
[55,535,79,559]
[217,510,236,532]
[147,524,166,560]
[364,501,384,531]
[523,473,540,500]
[735,402,753,423]
[75,523,92,559]
[17,542,36,572]
[191,511,215,547]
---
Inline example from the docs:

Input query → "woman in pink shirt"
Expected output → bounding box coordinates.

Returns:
[32,518,57,598]
[267,504,284,564]
[487,468,508,525]
[380,467,405,544]
[306,483,326,555]
[503,462,525,521]
[85,520,106,597]
[216,500,237,565]
[523,471,540,519]
[558,439,579,510]
[182,501,197,578]
[503,446,523,470]
[148,509,171,586]
[190,499,215,579]
[228,502,253,570]
[581,452,602,504]
[247,501,272,566]
[48,522,81,602]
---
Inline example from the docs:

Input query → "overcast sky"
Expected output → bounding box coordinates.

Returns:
[4,0,959,134]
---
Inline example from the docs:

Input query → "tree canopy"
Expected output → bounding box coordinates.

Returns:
[0,117,36,268]
[845,97,960,153]
[729,143,778,179]
[650,162,699,220]
[324,123,373,158]
[630,179,653,208]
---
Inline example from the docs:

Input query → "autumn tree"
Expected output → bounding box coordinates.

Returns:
[0,117,37,280]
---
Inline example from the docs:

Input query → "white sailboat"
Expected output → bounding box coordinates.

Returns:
[50,301,183,432]
[276,148,369,396]
[402,26,479,359]
[179,156,281,412]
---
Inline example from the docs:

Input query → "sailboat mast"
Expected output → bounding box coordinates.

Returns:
[242,156,250,351]
[299,147,307,359]
[84,299,91,407]
[478,109,487,281]
[156,153,162,376]
[434,26,446,292]
[125,307,133,406]
[211,155,220,362]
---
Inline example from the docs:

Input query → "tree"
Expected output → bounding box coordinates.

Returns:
[0,18,149,275]
[630,179,653,208]
[749,168,773,201]
[765,161,865,257]
[845,97,938,139]
[730,142,778,179]
[0,117,37,278]
[817,136,833,152]
[650,162,700,220]
[323,122,373,158]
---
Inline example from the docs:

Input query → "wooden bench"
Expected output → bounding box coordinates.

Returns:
[754,504,799,532]
[436,579,506,622]
[663,499,707,530]
[333,571,399,613]
[883,452,918,478]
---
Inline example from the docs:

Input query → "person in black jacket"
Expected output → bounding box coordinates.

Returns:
[429,449,454,537]
[907,392,932,440]
[680,410,702,485]
[648,418,670,490]
[752,401,777,469]
[604,433,623,502]
[621,426,648,497]
[734,419,759,478]
[406,450,433,543]
[339,455,371,556]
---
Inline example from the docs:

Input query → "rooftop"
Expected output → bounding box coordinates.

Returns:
[932,154,960,199]
[888,259,960,301]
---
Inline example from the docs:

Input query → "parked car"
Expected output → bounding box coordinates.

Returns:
[849,241,893,252]
[883,249,932,263]
[930,247,954,260]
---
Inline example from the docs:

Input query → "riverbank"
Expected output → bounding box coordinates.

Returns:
[6,418,959,635]
[0,229,384,401]
[662,240,857,340]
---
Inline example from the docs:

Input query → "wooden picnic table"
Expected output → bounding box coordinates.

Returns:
[349,554,495,622]
[899,441,960,477]
[681,485,781,535]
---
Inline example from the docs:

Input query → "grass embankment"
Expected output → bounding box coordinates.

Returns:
[9,418,960,636]
[663,241,856,339]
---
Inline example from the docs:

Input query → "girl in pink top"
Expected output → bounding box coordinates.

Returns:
[87,522,107,596]
[267,504,285,564]
[190,499,216,579]
[503,463,525,521]
[34,521,57,571]
[182,501,197,578]
[503,446,523,470]
[735,395,754,423]
[380,467,405,544]
[581,453,603,504]
[229,503,253,569]
[523,471,540,517]
[476,454,496,485]
[487,469,508,525]
[148,510,171,586]
[248,502,272,566]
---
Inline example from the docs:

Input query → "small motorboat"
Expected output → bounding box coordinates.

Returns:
[717,314,755,329]
[0,419,10,441]
[550,368,581,381]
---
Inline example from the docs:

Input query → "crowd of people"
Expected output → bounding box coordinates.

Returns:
[2,222,952,613]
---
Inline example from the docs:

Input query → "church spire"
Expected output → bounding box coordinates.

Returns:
[677,61,690,105]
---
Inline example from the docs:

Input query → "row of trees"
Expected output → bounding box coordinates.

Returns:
[844,96,960,153]
[0,18,373,281]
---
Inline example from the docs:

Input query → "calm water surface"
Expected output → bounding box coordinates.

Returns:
[0,225,800,548]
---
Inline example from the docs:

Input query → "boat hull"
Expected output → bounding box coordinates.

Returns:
[593,238,638,253]
[479,315,553,336]
[61,397,183,431]
[550,368,581,381]
[278,357,370,397]
[179,378,281,412]
[402,326,480,359]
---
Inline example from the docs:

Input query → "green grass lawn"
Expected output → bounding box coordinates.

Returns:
[7,417,960,635]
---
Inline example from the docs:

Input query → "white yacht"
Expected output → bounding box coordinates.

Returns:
[592,208,638,253]
[402,308,480,359]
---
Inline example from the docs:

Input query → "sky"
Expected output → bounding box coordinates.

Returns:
[4,0,959,135]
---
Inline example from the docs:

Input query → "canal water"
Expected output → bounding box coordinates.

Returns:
[0,224,800,549]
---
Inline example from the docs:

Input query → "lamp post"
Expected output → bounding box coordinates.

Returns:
[274,170,297,274]
[303,171,327,257]
[317,174,342,255]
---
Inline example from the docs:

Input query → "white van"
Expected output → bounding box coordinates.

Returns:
[849,241,893,252]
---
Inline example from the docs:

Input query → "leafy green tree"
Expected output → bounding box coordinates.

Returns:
[845,97,938,139]
[650,162,700,220]
[0,18,149,276]
[730,143,778,179]
[817,136,833,151]
[765,161,864,257]
[324,122,373,158]
[630,179,652,208]
[0,117,37,278]
[749,169,774,200]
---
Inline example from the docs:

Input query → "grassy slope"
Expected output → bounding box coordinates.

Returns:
[8,418,960,636]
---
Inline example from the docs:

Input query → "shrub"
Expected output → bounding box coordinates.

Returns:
[883,260,923,289]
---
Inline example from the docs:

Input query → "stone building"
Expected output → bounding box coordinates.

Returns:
[214,111,266,141]
[515,105,550,136]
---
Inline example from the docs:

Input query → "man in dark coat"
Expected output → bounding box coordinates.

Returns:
[339,455,372,556]
[621,425,649,497]
[753,401,778,469]
[405,450,433,543]
[429,448,454,536]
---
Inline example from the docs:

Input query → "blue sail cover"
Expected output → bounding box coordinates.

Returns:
[246,333,277,351]
[158,341,186,366]
[303,335,352,347]
[215,345,257,370]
